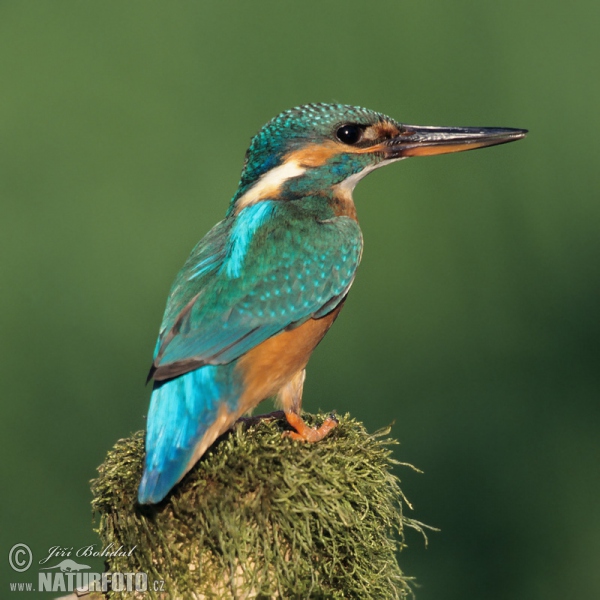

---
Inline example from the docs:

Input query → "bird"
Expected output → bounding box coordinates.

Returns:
[138,103,526,504]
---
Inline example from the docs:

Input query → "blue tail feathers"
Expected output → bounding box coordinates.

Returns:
[138,364,239,504]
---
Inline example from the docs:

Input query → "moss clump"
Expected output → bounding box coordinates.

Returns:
[91,412,427,599]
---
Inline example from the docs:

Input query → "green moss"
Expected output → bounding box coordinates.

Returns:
[91,412,428,599]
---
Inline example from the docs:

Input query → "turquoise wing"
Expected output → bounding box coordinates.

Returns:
[151,201,362,380]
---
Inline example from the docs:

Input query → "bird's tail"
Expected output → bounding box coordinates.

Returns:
[138,364,239,504]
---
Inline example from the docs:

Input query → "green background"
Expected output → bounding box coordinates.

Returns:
[2,2,599,598]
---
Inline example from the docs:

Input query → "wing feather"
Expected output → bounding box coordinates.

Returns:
[151,204,362,380]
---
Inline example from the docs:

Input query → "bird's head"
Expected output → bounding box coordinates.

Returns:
[229,103,526,213]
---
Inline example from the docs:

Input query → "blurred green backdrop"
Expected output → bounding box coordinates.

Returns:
[1,1,599,598]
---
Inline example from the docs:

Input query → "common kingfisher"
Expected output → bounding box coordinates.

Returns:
[138,103,526,504]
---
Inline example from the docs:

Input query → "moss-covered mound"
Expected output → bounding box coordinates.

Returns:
[91,412,426,599]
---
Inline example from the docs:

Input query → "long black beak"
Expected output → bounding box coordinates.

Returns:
[384,125,527,158]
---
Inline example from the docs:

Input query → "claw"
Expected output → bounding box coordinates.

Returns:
[283,411,338,442]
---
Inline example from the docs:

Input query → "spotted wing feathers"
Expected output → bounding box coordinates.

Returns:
[151,208,362,380]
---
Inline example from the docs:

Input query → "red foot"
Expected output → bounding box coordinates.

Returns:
[283,412,338,442]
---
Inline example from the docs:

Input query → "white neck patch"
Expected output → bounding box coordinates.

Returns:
[234,159,306,212]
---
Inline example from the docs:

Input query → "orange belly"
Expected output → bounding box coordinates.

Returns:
[184,303,345,474]
[235,303,344,412]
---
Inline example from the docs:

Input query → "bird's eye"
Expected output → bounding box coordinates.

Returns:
[336,124,363,145]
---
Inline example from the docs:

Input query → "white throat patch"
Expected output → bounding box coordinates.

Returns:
[335,157,405,196]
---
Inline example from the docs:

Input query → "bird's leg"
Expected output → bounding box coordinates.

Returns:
[278,369,338,442]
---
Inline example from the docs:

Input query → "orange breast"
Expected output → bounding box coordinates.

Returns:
[235,303,344,412]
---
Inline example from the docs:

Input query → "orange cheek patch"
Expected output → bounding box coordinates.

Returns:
[284,125,404,166]
[285,141,343,167]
